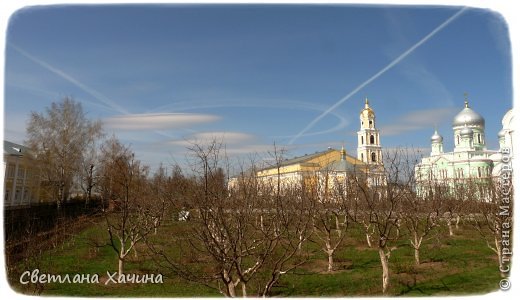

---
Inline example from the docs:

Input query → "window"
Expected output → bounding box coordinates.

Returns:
[7,165,15,178]
[478,134,481,143]
[456,135,460,145]
[371,152,376,162]
[361,136,364,145]
[361,153,364,162]
[369,120,373,127]
[17,167,25,178]
[370,135,375,144]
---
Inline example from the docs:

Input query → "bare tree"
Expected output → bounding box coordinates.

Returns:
[468,177,512,277]
[26,97,103,208]
[146,140,314,297]
[147,164,170,234]
[98,137,156,275]
[401,187,441,265]
[350,148,417,293]
[312,171,349,273]
[78,143,100,206]
[442,184,468,236]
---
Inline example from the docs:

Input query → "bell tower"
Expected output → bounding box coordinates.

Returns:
[357,97,383,165]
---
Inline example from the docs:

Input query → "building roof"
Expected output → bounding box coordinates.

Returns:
[257,147,363,173]
[323,159,357,173]
[278,149,336,167]
[452,101,485,128]
[3,140,30,156]
[431,129,443,143]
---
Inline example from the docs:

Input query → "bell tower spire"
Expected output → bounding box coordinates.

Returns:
[357,97,383,165]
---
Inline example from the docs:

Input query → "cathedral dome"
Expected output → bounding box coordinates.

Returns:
[460,126,474,137]
[452,101,485,128]
[431,130,443,143]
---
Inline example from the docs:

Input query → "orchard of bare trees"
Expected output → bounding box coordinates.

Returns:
[139,140,511,296]
[18,97,512,297]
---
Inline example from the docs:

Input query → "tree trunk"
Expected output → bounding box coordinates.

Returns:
[222,270,236,297]
[455,215,461,229]
[378,247,390,294]
[366,233,372,248]
[154,218,159,235]
[241,282,247,297]
[335,215,341,236]
[263,273,280,297]
[118,257,124,276]
[327,250,334,273]
[364,223,373,247]
[227,282,236,297]
[447,219,454,236]
[495,236,508,278]
[119,243,125,275]
[413,233,421,265]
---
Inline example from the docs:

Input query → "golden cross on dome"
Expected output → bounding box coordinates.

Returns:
[464,92,469,108]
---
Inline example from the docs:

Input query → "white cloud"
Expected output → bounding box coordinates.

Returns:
[148,97,351,139]
[104,113,220,130]
[224,144,277,155]
[168,131,256,146]
[191,132,254,143]
[380,107,459,136]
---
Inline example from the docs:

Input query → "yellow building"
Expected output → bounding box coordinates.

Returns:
[255,146,366,189]
[3,141,41,207]
[231,98,385,192]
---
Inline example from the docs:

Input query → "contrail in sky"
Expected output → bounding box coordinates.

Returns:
[8,42,129,114]
[8,43,197,141]
[288,6,468,145]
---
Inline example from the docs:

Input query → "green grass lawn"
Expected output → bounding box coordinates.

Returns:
[8,217,503,297]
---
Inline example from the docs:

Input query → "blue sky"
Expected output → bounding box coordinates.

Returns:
[3,4,512,170]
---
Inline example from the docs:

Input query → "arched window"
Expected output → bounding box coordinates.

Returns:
[369,120,373,127]
[371,152,376,162]
[456,135,460,145]
[361,136,364,145]
[370,135,375,144]
[478,134,481,143]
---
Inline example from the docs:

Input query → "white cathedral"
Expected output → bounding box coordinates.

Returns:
[415,95,514,194]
